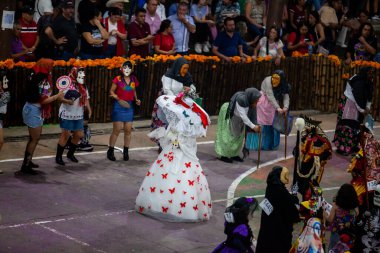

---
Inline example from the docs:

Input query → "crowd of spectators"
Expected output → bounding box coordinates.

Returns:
[10,0,380,63]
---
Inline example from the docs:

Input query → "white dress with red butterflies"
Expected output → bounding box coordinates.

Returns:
[135,94,212,222]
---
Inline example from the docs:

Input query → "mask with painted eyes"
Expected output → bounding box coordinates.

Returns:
[271,74,281,88]
[280,167,290,184]
[76,70,85,84]
[123,66,132,77]
[180,64,189,77]
[2,75,9,89]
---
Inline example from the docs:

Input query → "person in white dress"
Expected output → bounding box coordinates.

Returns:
[136,92,212,222]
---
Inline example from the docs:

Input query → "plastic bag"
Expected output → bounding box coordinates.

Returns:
[272,112,294,135]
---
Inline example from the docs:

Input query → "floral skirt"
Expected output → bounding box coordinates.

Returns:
[333,95,360,155]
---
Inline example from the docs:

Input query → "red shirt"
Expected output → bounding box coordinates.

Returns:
[288,32,314,55]
[128,21,151,57]
[113,75,139,102]
[19,18,38,48]
[154,33,175,52]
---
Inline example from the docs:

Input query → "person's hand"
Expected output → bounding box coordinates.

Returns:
[251,55,257,61]
[253,125,261,133]
[110,94,119,100]
[183,86,191,93]
[146,35,155,41]
[359,36,366,43]
[135,99,141,106]
[178,14,186,23]
[298,40,306,47]
[56,90,64,100]
[110,29,118,36]
[283,107,288,114]
[345,57,352,65]
[277,108,283,114]
[275,57,281,66]
[57,36,67,45]
[364,107,370,115]
[87,108,92,118]
[67,100,74,105]
[93,18,102,27]
[224,57,232,62]
[206,20,215,25]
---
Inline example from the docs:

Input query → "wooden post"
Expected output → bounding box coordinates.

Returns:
[0,1,17,60]
[266,0,285,29]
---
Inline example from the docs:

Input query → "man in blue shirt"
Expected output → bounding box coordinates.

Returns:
[168,2,196,54]
[212,17,250,62]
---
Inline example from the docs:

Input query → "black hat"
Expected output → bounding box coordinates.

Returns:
[21,5,34,15]
[61,0,74,8]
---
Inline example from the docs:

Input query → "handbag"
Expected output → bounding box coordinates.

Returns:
[272,112,294,135]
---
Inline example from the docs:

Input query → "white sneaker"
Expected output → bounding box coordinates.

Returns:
[372,15,380,20]
[205,41,212,49]
[202,43,210,53]
[194,43,202,54]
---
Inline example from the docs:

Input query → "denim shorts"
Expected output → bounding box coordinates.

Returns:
[23,103,43,128]
[60,118,84,131]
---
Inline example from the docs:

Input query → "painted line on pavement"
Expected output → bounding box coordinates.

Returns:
[38,224,107,253]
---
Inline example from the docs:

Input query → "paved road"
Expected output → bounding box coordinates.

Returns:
[0,114,378,253]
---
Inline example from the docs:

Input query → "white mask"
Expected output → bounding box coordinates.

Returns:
[2,76,9,89]
[76,70,85,84]
[123,66,132,77]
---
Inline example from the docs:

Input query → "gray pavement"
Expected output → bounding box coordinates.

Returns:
[0,112,378,253]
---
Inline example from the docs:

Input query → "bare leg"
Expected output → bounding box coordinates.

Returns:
[123,122,133,148]
[109,122,123,147]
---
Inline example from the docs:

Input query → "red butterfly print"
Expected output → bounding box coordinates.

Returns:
[191,196,195,200]
[148,205,151,209]
[203,213,208,218]
[183,191,187,195]
[150,187,156,193]
[162,173,168,179]
[160,189,164,194]
[185,162,191,168]
[146,171,151,176]
[188,180,194,186]
[139,206,144,213]
[193,205,198,211]
[201,171,205,175]
[208,203,212,208]
[180,202,186,208]
[142,187,144,191]
[160,164,164,168]
[168,199,173,204]
[202,200,206,206]
[196,164,199,168]
[164,154,167,157]
[162,206,169,213]
[177,180,181,183]
[156,159,162,164]
[169,188,175,194]
[197,175,200,182]
[182,170,186,174]
[200,188,202,192]
[178,210,182,215]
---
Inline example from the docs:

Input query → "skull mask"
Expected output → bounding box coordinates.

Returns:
[2,75,9,89]
[374,184,380,207]
[77,70,85,84]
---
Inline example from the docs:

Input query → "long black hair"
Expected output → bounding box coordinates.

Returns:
[157,19,171,34]
[335,183,359,210]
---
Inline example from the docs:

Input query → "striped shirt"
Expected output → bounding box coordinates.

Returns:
[19,18,38,48]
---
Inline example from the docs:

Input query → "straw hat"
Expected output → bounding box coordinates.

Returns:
[106,0,129,7]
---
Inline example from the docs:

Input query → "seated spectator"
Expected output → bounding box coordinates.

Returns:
[343,9,369,37]
[79,8,109,60]
[244,0,267,41]
[214,0,240,30]
[212,17,250,61]
[19,5,39,61]
[168,2,196,55]
[35,2,65,60]
[289,0,307,32]
[287,21,314,55]
[103,0,128,21]
[77,0,98,24]
[345,22,377,64]
[33,0,53,23]
[52,0,78,61]
[236,21,254,55]
[252,26,285,65]
[308,11,327,54]
[102,7,127,58]
[128,8,155,57]
[190,0,215,53]
[168,0,189,17]
[153,19,176,55]
[11,21,28,62]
